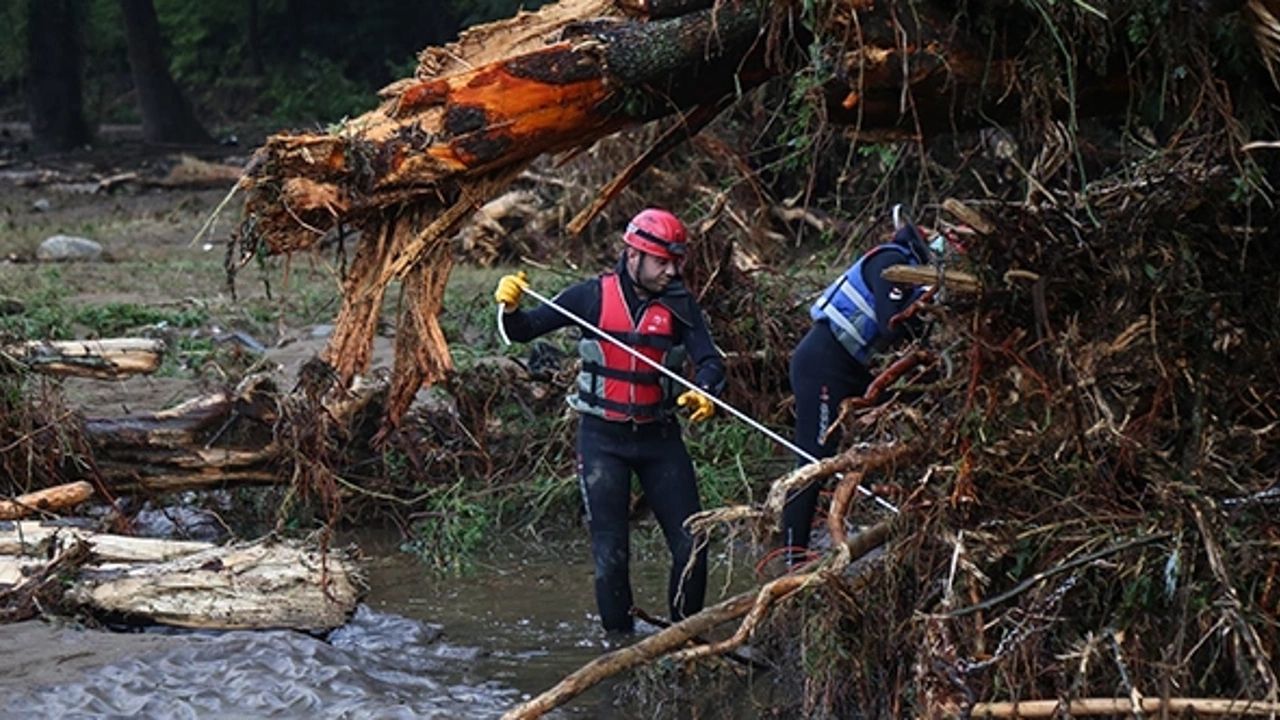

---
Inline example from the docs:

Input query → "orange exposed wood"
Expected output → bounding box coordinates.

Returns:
[0,482,95,520]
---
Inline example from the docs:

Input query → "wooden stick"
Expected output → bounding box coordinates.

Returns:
[951,697,1280,718]
[942,197,995,235]
[882,264,982,294]
[0,481,95,520]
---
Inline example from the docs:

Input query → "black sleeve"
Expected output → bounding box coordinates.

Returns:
[861,248,921,344]
[681,304,727,397]
[499,278,598,342]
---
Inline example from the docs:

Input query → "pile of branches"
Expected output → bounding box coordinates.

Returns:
[509,144,1280,719]
[740,163,1280,716]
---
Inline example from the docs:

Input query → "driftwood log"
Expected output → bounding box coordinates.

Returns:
[66,539,362,630]
[2,338,164,378]
[1,522,363,631]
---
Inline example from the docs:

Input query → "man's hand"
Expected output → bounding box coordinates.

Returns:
[677,390,714,423]
[494,271,528,311]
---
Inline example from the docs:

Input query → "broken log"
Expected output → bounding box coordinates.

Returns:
[235,0,781,422]
[0,482,95,520]
[82,386,281,493]
[0,522,213,562]
[2,338,164,378]
[65,538,363,630]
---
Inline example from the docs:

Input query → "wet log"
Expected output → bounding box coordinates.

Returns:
[0,522,213,562]
[0,482,95,520]
[2,338,164,378]
[66,539,363,631]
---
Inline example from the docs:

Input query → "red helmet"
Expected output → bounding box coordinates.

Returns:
[623,208,687,260]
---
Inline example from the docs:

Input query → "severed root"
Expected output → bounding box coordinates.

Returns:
[668,572,815,663]
[825,444,913,545]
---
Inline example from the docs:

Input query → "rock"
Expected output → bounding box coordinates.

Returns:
[36,235,103,263]
[30,198,51,212]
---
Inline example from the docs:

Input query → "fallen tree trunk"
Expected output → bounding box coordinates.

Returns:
[227,0,1276,430]
[3,338,164,378]
[235,0,779,421]
[82,385,280,493]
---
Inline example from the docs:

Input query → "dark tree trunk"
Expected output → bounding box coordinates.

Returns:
[118,0,212,145]
[246,0,265,76]
[25,0,92,153]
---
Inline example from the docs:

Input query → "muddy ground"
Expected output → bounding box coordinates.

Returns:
[0,137,409,417]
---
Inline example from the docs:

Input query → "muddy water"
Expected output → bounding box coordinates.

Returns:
[0,529,754,718]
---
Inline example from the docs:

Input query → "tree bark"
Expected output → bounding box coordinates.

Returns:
[25,0,92,152]
[66,539,362,630]
[118,0,212,145]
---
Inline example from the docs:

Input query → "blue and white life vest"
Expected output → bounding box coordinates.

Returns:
[809,243,924,364]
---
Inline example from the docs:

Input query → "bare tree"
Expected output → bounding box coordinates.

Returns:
[119,0,212,144]
[25,0,92,152]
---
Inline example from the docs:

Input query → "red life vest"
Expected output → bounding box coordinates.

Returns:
[570,273,684,422]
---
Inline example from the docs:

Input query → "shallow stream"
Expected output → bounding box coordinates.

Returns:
[0,527,761,719]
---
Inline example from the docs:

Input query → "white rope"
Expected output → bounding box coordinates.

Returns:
[498,285,901,514]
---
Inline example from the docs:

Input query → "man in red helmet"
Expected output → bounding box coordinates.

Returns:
[494,208,726,633]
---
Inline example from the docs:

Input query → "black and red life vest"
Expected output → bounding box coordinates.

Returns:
[569,273,686,423]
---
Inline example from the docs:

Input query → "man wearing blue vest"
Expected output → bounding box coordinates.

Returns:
[781,216,932,561]
[494,208,726,633]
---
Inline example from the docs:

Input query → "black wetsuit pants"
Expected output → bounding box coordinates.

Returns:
[577,414,708,632]
[781,322,874,554]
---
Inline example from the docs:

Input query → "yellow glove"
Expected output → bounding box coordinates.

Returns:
[494,271,528,311]
[677,390,714,423]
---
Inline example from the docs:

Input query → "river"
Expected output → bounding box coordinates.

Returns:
[0,527,762,718]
